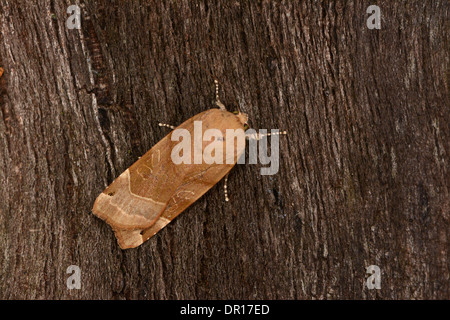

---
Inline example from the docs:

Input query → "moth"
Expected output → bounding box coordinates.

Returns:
[92,80,285,249]
[0,67,4,78]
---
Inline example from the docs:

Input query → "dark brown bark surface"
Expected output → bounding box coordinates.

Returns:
[0,0,448,299]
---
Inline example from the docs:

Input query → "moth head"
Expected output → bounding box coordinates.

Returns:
[233,110,249,130]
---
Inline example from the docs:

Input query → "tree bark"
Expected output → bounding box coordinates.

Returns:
[0,0,448,299]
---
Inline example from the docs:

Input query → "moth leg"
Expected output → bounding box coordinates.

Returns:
[245,130,287,140]
[215,79,226,111]
[158,122,176,130]
[224,172,230,202]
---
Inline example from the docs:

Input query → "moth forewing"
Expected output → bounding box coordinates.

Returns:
[92,138,178,230]
[92,108,247,249]
[225,128,246,164]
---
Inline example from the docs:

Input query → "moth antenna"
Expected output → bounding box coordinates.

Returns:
[245,130,287,140]
[224,173,230,202]
[215,79,226,111]
[158,122,176,130]
[184,48,241,112]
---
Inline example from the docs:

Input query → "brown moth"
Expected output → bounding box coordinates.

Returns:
[93,80,251,249]
[0,67,4,78]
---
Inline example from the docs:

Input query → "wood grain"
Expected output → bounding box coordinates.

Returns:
[0,0,448,299]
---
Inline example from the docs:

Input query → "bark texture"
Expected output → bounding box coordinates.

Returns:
[0,0,448,299]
